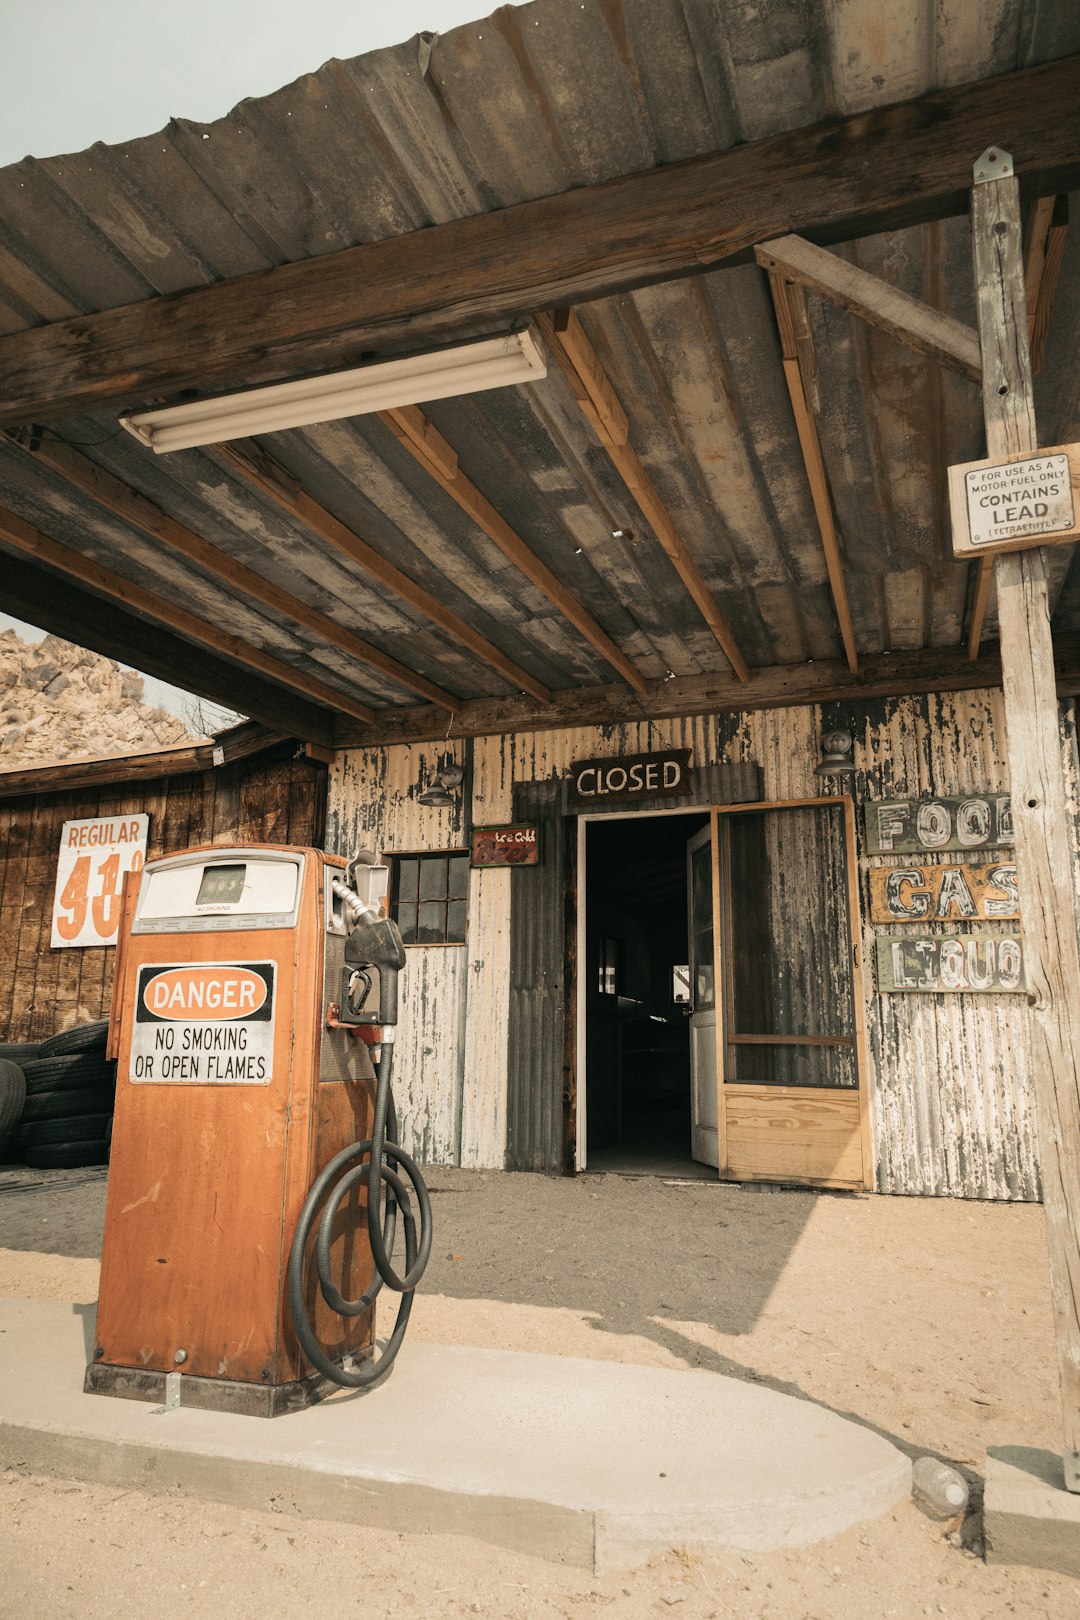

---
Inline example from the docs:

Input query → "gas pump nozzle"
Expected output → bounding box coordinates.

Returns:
[341,912,406,1027]
[331,849,406,1029]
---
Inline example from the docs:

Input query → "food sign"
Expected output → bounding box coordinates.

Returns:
[866,796,1012,856]
[51,814,149,949]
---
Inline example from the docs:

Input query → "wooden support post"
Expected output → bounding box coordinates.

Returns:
[972,148,1080,1491]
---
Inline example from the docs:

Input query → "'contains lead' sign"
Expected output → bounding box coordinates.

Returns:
[876,934,1024,993]
[567,749,691,809]
[130,961,275,1083]
[866,796,1013,855]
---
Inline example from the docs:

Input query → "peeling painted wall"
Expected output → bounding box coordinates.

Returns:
[328,689,1074,1199]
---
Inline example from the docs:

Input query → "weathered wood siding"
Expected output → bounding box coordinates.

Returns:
[0,751,325,1043]
[328,691,1075,1198]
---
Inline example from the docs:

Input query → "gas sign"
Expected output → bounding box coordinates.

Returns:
[869,862,1020,923]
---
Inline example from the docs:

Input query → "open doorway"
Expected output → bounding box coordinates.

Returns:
[582,810,710,1177]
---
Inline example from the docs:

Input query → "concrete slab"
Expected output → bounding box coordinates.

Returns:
[984,1446,1080,1579]
[0,1298,910,1573]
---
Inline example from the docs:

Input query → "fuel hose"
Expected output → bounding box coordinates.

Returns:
[286,1045,432,1388]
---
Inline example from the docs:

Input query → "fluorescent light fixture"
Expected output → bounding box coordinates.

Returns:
[119,328,548,453]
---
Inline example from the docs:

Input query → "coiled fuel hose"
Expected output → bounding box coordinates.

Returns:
[286,1044,432,1388]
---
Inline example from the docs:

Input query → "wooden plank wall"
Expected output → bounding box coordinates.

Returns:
[0,751,326,1043]
[328,691,1074,1197]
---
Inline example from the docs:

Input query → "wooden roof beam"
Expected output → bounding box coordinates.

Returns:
[328,636,1080,749]
[766,275,860,673]
[754,236,982,381]
[1,57,1078,425]
[5,429,457,711]
[537,309,749,683]
[0,504,377,726]
[378,403,649,695]
[215,438,551,704]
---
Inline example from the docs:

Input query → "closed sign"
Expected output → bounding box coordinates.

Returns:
[567,749,691,808]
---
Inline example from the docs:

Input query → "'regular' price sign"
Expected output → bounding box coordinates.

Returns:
[51,814,149,948]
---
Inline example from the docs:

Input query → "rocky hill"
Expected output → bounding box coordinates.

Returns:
[0,630,200,768]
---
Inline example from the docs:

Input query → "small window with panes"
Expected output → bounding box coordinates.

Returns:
[390,852,469,945]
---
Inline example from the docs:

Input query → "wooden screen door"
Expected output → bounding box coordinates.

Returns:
[704,797,871,1190]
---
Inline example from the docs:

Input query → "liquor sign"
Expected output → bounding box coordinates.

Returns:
[567,749,691,810]
[876,933,1024,994]
[869,861,1019,924]
[948,442,1080,558]
[471,824,539,867]
[51,814,149,949]
[866,795,1012,856]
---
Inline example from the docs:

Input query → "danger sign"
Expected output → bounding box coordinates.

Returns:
[131,961,274,1084]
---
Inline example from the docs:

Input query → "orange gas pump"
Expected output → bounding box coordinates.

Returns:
[88,844,430,1417]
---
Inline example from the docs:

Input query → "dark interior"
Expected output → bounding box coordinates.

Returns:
[584,811,709,1176]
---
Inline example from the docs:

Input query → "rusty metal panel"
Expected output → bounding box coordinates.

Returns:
[506,779,568,1173]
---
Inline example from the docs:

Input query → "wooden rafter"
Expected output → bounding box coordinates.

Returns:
[754,236,982,382]
[378,403,649,695]
[968,192,1069,660]
[1026,194,1069,377]
[1,57,1078,425]
[5,430,456,712]
[765,274,859,673]
[0,504,376,725]
[215,439,551,704]
[537,309,749,683]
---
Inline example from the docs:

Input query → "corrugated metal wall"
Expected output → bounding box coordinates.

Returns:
[327,689,1075,1198]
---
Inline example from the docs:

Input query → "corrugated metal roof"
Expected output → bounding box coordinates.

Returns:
[0,0,1077,728]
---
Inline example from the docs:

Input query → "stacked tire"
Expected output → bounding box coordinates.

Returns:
[18,1021,115,1169]
[0,1053,30,1163]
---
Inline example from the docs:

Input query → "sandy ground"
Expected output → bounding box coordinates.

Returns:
[1,1164,1078,1618]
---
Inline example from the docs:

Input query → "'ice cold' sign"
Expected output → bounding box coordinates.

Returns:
[130,962,275,1083]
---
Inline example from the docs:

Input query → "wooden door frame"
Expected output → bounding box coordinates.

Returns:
[711,795,872,1190]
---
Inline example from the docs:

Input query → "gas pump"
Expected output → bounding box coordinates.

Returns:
[88,843,431,1417]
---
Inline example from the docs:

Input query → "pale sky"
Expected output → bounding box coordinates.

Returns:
[0,0,498,724]
[0,1,493,165]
